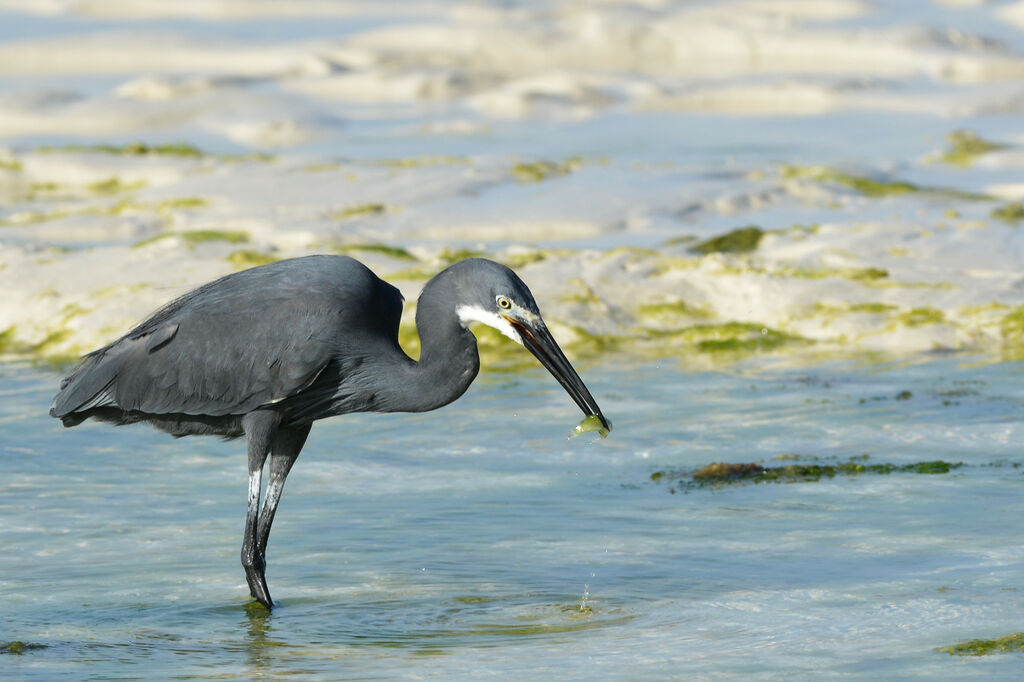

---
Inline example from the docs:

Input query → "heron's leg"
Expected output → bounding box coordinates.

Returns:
[241,411,279,609]
[255,424,311,569]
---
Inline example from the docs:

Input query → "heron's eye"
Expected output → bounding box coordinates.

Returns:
[497,296,512,310]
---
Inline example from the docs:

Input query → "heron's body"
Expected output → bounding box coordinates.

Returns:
[50,255,607,609]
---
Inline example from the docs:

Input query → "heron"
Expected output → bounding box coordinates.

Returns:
[50,255,609,609]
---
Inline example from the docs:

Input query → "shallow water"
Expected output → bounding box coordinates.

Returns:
[2,354,1022,679]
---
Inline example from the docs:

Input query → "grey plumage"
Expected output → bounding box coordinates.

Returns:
[50,254,608,608]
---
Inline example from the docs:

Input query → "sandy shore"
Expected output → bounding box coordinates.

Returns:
[1,0,1023,365]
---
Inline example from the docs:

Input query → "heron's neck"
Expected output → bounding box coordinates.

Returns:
[385,281,480,413]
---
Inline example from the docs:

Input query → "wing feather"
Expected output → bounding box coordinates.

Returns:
[51,255,404,422]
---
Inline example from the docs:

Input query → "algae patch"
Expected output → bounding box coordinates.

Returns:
[0,641,47,655]
[134,229,250,249]
[939,632,1024,656]
[39,141,204,157]
[655,322,808,354]
[897,307,945,327]
[990,201,1024,224]
[651,456,964,491]
[939,130,1008,167]
[227,250,279,268]
[331,242,416,261]
[690,226,764,255]
[512,158,581,183]
[87,177,147,195]
[781,164,991,201]
[332,203,389,221]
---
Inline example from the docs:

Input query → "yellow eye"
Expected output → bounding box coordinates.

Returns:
[497,296,512,309]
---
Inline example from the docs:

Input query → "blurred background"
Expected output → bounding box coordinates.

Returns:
[2,0,1024,362]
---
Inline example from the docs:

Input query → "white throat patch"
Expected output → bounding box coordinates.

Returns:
[456,305,523,345]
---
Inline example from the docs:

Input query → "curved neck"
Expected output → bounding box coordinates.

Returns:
[380,273,480,413]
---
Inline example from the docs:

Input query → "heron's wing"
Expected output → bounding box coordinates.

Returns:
[51,296,338,419]
[50,255,405,421]
[115,304,336,416]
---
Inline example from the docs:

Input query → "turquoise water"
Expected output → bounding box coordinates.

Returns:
[2,355,1023,679]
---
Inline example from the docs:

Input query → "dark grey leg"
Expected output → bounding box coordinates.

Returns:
[255,424,311,569]
[241,411,280,609]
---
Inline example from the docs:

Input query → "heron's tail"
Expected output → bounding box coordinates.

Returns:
[49,351,120,426]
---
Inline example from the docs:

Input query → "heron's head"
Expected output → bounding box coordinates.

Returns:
[442,258,610,432]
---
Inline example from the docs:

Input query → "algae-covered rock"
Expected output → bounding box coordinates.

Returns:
[940,130,1008,167]
[689,226,764,255]
[0,641,47,655]
[991,201,1024,224]
[939,632,1024,656]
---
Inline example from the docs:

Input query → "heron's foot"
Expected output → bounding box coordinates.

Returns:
[242,551,273,609]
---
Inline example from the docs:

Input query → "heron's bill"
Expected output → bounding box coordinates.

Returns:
[504,315,610,434]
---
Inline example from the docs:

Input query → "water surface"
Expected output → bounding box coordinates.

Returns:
[2,355,1022,679]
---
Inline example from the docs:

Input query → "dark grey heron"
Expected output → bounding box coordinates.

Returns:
[50,255,609,609]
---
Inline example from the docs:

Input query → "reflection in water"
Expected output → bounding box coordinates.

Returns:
[243,601,274,673]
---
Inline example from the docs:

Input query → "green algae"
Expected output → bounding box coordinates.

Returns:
[0,326,17,354]
[331,243,416,261]
[373,155,467,169]
[182,230,249,247]
[559,319,811,362]
[658,322,808,354]
[438,248,486,265]
[499,248,573,269]
[0,326,78,363]
[939,632,1024,656]
[781,164,992,201]
[35,142,273,162]
[0,208,71,227]
[0,158,22,172]
[990,201,1024,224]
[688,255,890,285]
[849,267,890,281]
[778,265,889,282]
[782,164,919,197]
[512,158,581,183]
[849,302,897,314]
[898,307,945,327]
[154,197,207,210]
[940,130,1008,167]
[690,226,764,255]
[388,265,437,281]
[87,177,147,195]
[1001,306,1024,350]
[134,229,249,249]
[0,641,47,655]
[388,249,488,281]
[564,325,626,357]
[0,195,208,227]
[651,456,964,491]
[227,250,280,269]
[39,142,204,157]
[332,203,388,220]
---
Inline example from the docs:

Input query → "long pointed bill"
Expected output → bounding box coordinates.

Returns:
[505,316,610,433]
